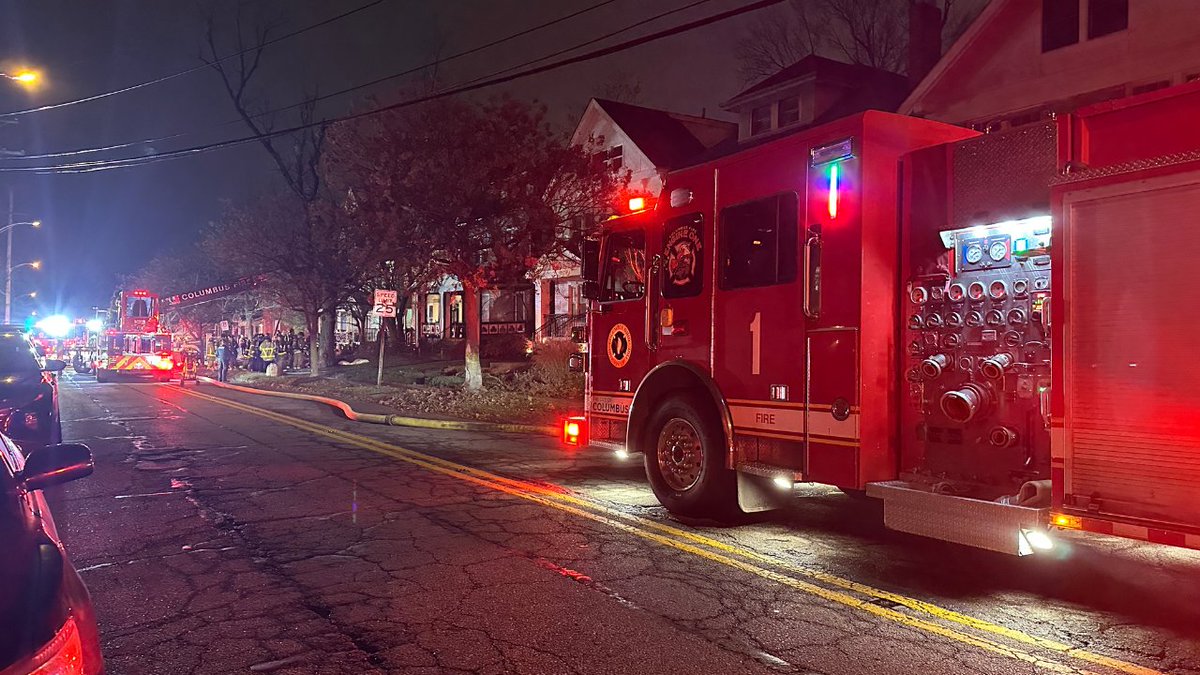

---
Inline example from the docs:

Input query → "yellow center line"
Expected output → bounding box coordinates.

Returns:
[172,386,1160,675]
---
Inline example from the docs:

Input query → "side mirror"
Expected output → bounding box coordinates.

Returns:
[19,444,94,492]
[43,359,66,372]
[581,280,600,300]
[581,239,600,283]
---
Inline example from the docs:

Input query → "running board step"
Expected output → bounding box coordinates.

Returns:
[866,481,1049,556]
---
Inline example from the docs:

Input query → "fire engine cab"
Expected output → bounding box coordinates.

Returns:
[570,83,1200,555]
[95,289,175,383]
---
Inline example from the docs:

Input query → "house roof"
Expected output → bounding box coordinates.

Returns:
[724,55,902,108]
[588,99,735,169]
[898,0,1013,115]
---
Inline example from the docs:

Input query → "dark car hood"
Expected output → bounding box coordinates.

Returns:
[0,373,47,411]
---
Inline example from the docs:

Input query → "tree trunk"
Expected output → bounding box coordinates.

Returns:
[462,283,483,391]
[306,311,320,376]
[320,307,337,367]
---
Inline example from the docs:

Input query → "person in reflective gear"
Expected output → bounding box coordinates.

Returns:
[259,336,276,366]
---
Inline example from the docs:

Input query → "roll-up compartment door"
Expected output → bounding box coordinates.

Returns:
[1064,174,1200,528]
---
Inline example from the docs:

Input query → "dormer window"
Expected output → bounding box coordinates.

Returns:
[1042,0,1128,52]
[750,105,771,136]
[778,97,800,126]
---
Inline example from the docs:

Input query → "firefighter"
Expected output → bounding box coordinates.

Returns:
[259,335,277,374]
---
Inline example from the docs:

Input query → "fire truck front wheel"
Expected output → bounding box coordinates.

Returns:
[95,369,109,383]
[644,394,736,519]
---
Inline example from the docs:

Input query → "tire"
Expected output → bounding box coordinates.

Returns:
[643,393,737,519]
[96,369,109,383]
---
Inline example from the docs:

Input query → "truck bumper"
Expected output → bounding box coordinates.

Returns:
[866,481,1050,555]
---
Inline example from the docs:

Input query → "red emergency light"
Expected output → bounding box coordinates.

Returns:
[130,289,150,297]
[562,416,587,446]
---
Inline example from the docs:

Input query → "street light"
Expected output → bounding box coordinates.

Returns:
[1,70,40,86]
[3,207,41,323]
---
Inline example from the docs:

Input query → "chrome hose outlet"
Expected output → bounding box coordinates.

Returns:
[920,353,949,380]
[940,383,991,424]
[989,426,1019,448]
[980,353,1014,380]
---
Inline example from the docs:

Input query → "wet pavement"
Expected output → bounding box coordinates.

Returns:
[48,373,1200,675]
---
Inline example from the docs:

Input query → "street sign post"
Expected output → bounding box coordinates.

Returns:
[373,289,398,385]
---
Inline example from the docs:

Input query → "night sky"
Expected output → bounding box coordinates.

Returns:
[0,0,814,318]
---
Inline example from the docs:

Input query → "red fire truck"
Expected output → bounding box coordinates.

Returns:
[95,289,175,383]
[568,83,1200,555]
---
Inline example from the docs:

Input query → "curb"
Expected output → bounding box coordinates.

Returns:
[197,377,559,437]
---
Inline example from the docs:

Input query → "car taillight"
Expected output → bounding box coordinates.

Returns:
[24,411,39,430]
[0,616,85,675]
[562,416,586,446]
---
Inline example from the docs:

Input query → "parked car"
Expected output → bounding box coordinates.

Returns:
[0,439,103,674]
[0,330,64,453]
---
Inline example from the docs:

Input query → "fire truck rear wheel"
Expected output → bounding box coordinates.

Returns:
[644,394,736,519]
[96,369,109,383]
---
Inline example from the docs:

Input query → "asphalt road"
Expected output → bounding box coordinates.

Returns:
[46,373,1200,675]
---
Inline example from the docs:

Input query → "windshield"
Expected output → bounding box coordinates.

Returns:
[0,334,40,373]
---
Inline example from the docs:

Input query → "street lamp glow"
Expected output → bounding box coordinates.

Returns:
[31,221,41,228]
[12,71,37,83]
[36,314,72,338]
[29,261,40,270]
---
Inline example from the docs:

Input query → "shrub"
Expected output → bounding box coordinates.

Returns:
[480,333,528,360]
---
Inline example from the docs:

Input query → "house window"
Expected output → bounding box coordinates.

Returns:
[1042,0,1080,51]
[778,97,800,126]
[605,145,623,171]
[425,293,441,325]
[750,105,771,135]
[719,193,799,290]
[1087,0,1127,38]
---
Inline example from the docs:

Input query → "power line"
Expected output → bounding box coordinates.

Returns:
[0,0,388,119]
[5,0,622,161]
[5,0,782,175]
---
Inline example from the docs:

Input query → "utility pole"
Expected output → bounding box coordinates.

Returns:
[5,186,13,324]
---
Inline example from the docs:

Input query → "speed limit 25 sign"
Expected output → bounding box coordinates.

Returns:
[373,289,398,317]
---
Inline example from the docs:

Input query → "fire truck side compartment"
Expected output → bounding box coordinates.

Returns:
[1051,81,1200,539]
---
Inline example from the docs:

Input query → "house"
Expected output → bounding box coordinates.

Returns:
[531,99,736,341]
[722,55,911,142]
[900,0,1200,129]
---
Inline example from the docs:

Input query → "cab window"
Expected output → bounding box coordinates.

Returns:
[662,213,704,298]
[719,193,798,289]
[601,230,646,302]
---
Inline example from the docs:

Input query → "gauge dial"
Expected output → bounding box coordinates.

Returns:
[910,287,929,305]
[947,283,965,302]
[989,280,1007,300]
[930,286,945,302]
[967,281,986,301]
[965,244,983,264]
[988,240,1008,262]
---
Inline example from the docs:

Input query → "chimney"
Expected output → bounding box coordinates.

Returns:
[908,0,943,87]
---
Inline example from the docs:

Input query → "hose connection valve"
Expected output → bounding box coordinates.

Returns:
[940,382,991,424]
[920,353,949,380]
[980,353,1014,380]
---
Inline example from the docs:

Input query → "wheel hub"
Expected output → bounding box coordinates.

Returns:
[657,418,702,492]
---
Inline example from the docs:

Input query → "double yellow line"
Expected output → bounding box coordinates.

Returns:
[174,386,1159,675]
